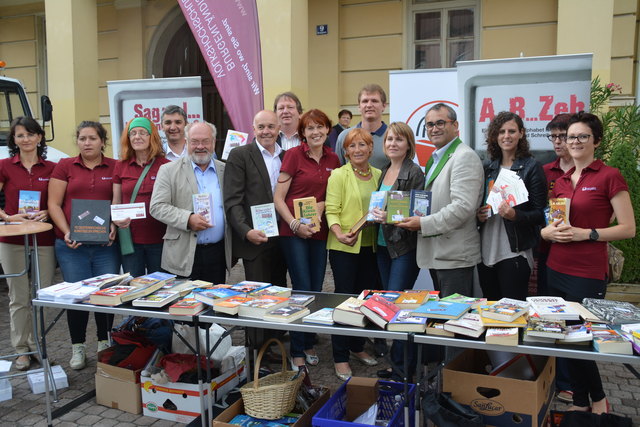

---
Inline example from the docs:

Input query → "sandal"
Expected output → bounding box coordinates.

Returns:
[304,351,319,366]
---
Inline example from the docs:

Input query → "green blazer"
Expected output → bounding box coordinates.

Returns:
[325,162,381,254]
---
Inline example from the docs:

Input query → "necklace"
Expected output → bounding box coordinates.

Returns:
[352,165,371,177]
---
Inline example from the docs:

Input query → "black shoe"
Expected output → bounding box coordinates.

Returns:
[373,338,388,357]
[377,368,393,379]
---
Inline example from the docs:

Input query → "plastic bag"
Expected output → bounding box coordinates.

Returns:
[172,323,231,365]
[422,390,484,427]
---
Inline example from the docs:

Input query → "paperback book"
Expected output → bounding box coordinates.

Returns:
[581,298,640,324]
[89,286,137,306]
[485,327,519,346]
[444,313,486,338]
[592,329,633,355]
[426,320,455,337]
[409,190,432,216]
[479,309,528,328]
[220,130,249,161]
[333,297,367,327]
[213,296,255,315]
[547,198,570,225]
[366,191,387,221]
[394,290,436,309]
[237,295,289,319]
[292,196,320,233]
[250,203,279,237]
[526,318,566,339]
[80,273,132,289]
[302,308,334,325]
[249,285,292,298]
[132,291,182,308]
[557,323,593,343]
[121,272,176,303]
[358,289,402,303]
[193,287,243,306]
[526,296,580,321]
[263,304,310,323]
[18,190,40,215]
[192,193,214,225]
[411,300,470,320]
[481,298,529,323]
[349,212,369,235]
[387,310,427,333]
[360,295,401,329]
[440,293,487,309]
[168,295,205,316]
[69,199,111,244]
[386,191,411,223]
[229,281,272,295]
[288,294,315,307]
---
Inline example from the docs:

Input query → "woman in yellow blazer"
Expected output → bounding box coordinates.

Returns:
[325,128,382,381]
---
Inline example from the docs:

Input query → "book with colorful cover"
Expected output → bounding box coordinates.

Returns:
[288,294,315,307]
[526,296,580,321]
[229,281,272,295]
[250,203,279,238]
[302,308,334,325]
[18,190,40,215]
[292,196,320,233]
[557,323,593,343]
[192,193,214,225]
[481,298,529,323]
[387,309,428,333]
[386,191,411,223]
[547,198,570,225]
[80,273,131,289]
[121,272,176,303]
[411,300,470,320]
[360,295,401,329]
[592,329,633,354]
[410,190,432,217]
[132,290,182,308]
[357,289,402,303]
[249,285,292,298]
[168,295,205,316]
[444,313,486,338]
[426,320,454,337]
[89,286,137,306]
[333,297,367,327]
[213,296,255,315]
[440,293,487,309]
[485,327,519,346]
[394,290,436,309]
[263,304,310,323]
[581,298,640,324]
[237,295,289,319]
[193,287,243,306]
[366,191,387,221]
[526,317,566,339]
[221,129,249,161]
[479,308,528,328]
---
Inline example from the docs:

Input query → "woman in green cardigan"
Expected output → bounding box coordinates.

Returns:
[325,128,381,381]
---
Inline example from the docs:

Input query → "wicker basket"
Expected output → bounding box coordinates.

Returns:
[240,338,304,419]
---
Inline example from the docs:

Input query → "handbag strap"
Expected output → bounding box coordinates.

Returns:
[129,158,155,203]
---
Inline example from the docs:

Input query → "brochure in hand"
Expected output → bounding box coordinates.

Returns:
[69,199,111,244]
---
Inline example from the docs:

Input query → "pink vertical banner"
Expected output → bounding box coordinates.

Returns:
[178,0,263,140]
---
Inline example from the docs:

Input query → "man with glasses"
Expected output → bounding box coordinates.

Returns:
[150,121,231,284]
[398,103,483,297]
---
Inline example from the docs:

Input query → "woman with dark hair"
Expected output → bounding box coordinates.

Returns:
[49,121,120,370]
[476,111,546,300]
[274,109,340,371]
[112,117,169,277]
[0,117,57,370]
[326,127,381,381]
[542,112,635,414]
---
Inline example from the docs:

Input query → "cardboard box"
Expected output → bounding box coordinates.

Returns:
[141,349,246,423]
[213,388,330,427]
[345,377,379,421]
[443,349,555,427]
[0,378,11,402]
[27,365,68,394]
[95,347,143,414]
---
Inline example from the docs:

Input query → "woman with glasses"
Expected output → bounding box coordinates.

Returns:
[476,111,546,300]
[0,117,57,370]
[49,121,120,370]
[542,112,635,414]
[112,118,169,277]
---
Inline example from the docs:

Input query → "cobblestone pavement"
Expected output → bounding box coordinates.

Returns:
[1,263,638,426]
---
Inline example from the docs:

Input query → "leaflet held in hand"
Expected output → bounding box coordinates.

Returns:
[250,203,279,237]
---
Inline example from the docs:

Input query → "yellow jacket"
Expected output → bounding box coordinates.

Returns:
[325,162,381,254]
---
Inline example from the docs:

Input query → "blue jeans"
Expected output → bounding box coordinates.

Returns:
[377,246,420,292]
[121,243,163,278]
[279,236,327,358]
[55,239,121,343]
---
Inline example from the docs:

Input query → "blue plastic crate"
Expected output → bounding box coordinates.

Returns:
[312,380,415,427]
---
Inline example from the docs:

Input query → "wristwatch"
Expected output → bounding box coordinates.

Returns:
[589,229,599,241]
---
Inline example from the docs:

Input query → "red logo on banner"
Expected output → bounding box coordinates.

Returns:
[405,100,459,167]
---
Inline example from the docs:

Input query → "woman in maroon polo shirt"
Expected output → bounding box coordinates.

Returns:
[274,109,340,371]
[112,117,169,277]
[541,112,635,414]
[0,117,57,370]
[49,121,121,370]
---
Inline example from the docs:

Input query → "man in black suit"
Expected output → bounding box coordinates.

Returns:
[223,110,287,286]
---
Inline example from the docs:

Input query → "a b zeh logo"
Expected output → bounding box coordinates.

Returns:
[405,100,459,167]
[470,398,505,415]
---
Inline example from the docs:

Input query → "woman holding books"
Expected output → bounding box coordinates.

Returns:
[112,118,169,277]
[325,128,381,381]
[541,112,635,414]
[0,117,57,370]
[476,111,546,300]
[370,122,425,381]
[274,109,340,371]
[49,121,120,370]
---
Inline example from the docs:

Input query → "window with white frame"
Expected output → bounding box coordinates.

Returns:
[410,0,479,69]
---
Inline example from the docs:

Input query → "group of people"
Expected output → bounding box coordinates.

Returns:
[0,82,635,416]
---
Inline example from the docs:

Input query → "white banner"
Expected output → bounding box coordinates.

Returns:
[107,77,204,158]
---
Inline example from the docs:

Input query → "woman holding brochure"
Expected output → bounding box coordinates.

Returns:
[0,117,57,370]
[112,117,169,277]
[370,122,424,381]
[48,121,120,370]
[541,112,635,414]
[476,111,546,300]
[325,128,381,381]
[274,109,340,371]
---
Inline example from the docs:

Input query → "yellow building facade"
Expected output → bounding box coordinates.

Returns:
[0,0,637,156]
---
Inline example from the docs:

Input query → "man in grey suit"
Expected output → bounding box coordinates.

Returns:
[223,110,287,286]
[150,121,231,283]
[398,103,483,297]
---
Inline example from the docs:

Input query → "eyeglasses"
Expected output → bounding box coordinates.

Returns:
[546,134,567,142]
[566,134,592,144]
[425,120,454,129]
[129,130,149,137]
